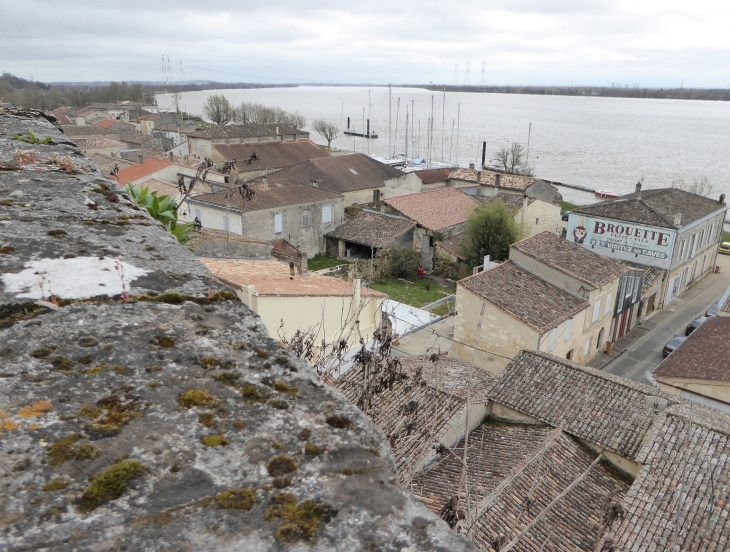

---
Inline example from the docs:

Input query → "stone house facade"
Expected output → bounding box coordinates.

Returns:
[187,124,309,159]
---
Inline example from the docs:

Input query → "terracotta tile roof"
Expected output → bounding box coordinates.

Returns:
[189,123,306,139]
[324,211,415,248]
[87,153,134,177]
[199,258,385,298]
[336,355,496,477]
[435,232,469,261]
[93,118,121,128]
[459,261,589,333]
[137,179,181,197]
[600,402,730,551]
[653,317,730,382]
[186,229,270,252]
[61,125,117,136]
[119,132,146,145]
[414,168,452,184]
[213,140,330,171]
[384,187,480,232]
[471,429,628,551]
[55,113,73,125]
[269,154,404,194]
[156,122,200,134]
[511,231,629,289]
[72,138,125,150]
[449,168,542,192]
[117,158,173,184]
[269,239,298,262]
[188,179,342,212]
[480,191,536,213]
[137,113,161,121]
[488,350,680,459]
[572,187,727,229]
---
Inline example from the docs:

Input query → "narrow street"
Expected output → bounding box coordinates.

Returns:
[594,253,730,384]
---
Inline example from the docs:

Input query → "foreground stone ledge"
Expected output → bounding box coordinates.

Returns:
[0,109,475,550]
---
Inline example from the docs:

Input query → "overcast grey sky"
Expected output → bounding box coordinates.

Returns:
[2,0,729,87]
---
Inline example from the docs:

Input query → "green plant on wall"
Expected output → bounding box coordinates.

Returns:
[125,183,194,243]
[13,128,53,144]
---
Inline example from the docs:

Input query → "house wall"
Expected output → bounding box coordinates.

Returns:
[657,377,730,405]
[526,181,561,203]
[421,180,447,191]
[383,172,423,199]
[79,145,124,157]
[186,195,345,257]
[342,187,384,207]
[237,287,383,362]
[520,200,562,236]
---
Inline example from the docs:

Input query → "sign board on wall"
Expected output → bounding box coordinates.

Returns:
[567,214,676,268]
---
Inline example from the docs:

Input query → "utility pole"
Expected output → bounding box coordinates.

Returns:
[441,86,446,162]
[526,123,532,165]
[455,104,461,166]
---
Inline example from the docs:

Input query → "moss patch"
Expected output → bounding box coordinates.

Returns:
[200,356,236,370]
[42,479,69,492]
[215,488,255,510]
[326,415,352,429]
[47,229,68,239]
[268,399,289,410]
[86,364,104,375]
[264,493,335,544]
[134,291,239,305]
[297,429,311,441]
[201,435,228,447]
[273,382,298,396]
[267,455,298,477]
[77,336,99,347]
[304,442,324,456]
[154,335,176,348]
[254,348,269,359]
[198,412,217,428]
[30,344,58,359]
[110,365,130,376]
[47,434,101,465]
[213,372,240,387]
[240,384,267,403]
[178,389,220,409]
[78,460,145,512]
[78,405,103,419]
[50,356,74,372]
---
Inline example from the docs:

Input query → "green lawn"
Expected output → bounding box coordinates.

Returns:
[308,254,345,271]
[723,231,730,243]
[369,277,453,308]
[557,199,583,214]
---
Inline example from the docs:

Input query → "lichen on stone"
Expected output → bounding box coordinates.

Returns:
[215,488,255,510]
[78,460,145,512]
[42,479,69,492]
[304,442,324,456]
[264,493,335,544]
[201,435,228,447]
[273,381,298,396]
[326,415,353,429]
[178,389,220,409]
[267,455,298,477]
[200,356,236,370]
[30,344,58,359]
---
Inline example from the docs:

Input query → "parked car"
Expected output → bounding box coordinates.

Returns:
[561,211,571,221]
[663,336,687,357]
[685,316,708,336]
[719,242,730,255]
[706,301,720,317]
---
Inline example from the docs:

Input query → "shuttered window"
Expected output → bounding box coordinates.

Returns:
[604,293,612,315]
[564,318,573,342]
[592,299,601,322]
[322,205,332,224]
[274,213,283,234]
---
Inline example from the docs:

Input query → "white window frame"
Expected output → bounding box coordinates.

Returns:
[632,277,640,302]
[274,213,283,234]
[604,293,612,315]
[322,205,332,224]
[592,299,601,323]
[222,215,230,232]
[564,318,573,342]
[583,338,591,358]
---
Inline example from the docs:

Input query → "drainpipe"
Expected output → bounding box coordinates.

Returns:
[521,194,528,232]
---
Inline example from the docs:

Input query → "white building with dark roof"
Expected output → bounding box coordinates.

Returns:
[568,183,728,307]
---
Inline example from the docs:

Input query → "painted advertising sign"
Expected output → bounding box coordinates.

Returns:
[566,214,676,268]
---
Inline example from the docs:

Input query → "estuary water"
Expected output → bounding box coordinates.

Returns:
[156,86,730,203]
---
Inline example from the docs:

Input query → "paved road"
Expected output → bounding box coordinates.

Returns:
[602,253,730,384]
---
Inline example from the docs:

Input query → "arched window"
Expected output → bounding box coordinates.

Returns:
[596,327,605,350]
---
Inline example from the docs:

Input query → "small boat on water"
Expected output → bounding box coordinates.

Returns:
[595,190,619,199]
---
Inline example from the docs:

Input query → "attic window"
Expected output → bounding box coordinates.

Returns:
[350,168,358,175]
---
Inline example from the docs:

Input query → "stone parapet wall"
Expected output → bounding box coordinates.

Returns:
[0,109,474,551]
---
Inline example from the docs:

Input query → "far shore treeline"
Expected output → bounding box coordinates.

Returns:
[4,71,730,112]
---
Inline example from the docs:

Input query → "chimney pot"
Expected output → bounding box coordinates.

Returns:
[138,153,143,164]
[674,212,682,226]
[495,174,501,187]
[635,181,642,194]
[720,193,726,205]
[469,162,475,170]
[169,151,173,162]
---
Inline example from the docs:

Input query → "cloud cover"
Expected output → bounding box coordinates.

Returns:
[1,0,729,87]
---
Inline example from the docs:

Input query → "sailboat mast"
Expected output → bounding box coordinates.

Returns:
[362,107,365,155]
[393,98,401,158]
[526,122,532,165]
[429,95,434,168]
[411,99,414,162]
[405,106,409,165]
[367,89,371,158]
[441,86,446,162]
[455,103,461,166]
[388,84,392,160]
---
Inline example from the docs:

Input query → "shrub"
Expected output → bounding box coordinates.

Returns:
[387,248,420,278]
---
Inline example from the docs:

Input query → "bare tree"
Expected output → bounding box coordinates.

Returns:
[171,91,182,114]
[672,176,713,197]
[203,94,232,125]
[233,101,305,128]
[313,119,339,151]
[494,143,533,175]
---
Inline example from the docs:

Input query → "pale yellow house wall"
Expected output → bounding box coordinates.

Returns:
[343,187,383,206]
[520,200,562,237]
[235,289,383,359]
[657,378,730,405]
[383,172,424,199]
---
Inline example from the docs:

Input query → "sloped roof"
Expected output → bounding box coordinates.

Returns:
[459,261,589,333]
[199,258,385,298]
[384,187,480,231]
[187,179,342,212]
[449,168,545,192]
[188,123,306,139]
[336,355,496,477]
[600,402,730,551]
[324,211,415,248]
[654,317,730,382]
[480,191,536,213]
[72,138,125,150]
[137,179,180,197]
[619,260,666,299]
[117,158,173,184]
[572,187,727,229]
[488,350,680,459]
[213,140,330,171]
[414,168,452,184]
[511,231,629,289]
[93,119,121,128]
[61,125,116,136]
[435,232,469,261]
[87,153,134,177]
[269,154,404,194]
[55,113,73,125]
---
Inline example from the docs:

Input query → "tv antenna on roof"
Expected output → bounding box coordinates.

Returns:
[179,58,185,85]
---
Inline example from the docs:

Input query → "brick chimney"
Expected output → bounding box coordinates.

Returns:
[495,174,501,187]
[298,252,308,276]
[720,193,726,205]
[168,151,173,162]
[138,153,144,164]
[635,181,642,195]
[674,213,682,226]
